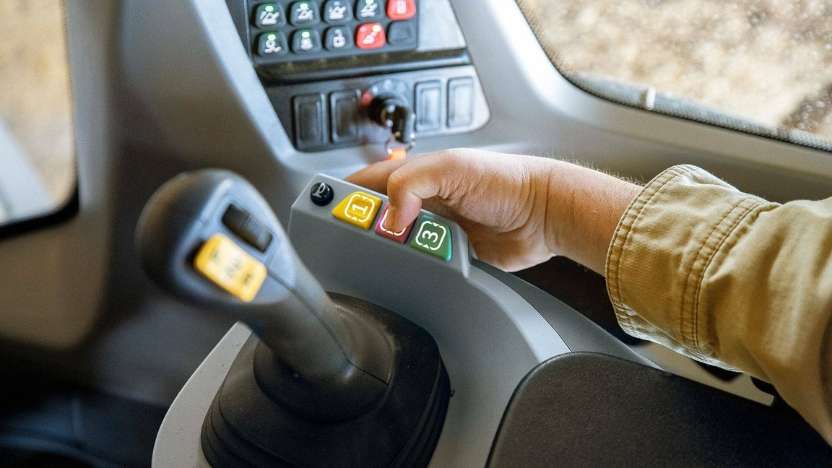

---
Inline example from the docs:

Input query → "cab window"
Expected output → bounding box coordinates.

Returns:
[518,0,832,148]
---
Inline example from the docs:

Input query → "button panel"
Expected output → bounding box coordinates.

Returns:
[300,177,463,266]
[248,0,419,64]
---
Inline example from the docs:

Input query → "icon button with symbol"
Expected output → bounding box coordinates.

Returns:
[356,0,382,19]
[325,26,353,50]
[410,216,452,261]
[355,22,386,49]
[387,0,416,20]
[292,29,322,53]
[323,0,352,23]
[290,0,319,25]
[331,191,382,229]
[310,182,334,206]
[257,32,288,57]
[254,3,286,28]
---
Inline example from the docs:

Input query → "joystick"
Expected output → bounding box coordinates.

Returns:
[136,170,449,467]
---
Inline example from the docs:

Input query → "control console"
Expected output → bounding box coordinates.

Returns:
[226,0,490,152]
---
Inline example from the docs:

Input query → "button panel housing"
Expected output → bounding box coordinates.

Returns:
[292,175,469,271]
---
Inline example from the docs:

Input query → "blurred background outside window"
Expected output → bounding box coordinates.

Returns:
[0,0,75,226]
[518,0,832,148]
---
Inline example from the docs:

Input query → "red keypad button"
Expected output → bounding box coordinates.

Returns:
[386,0,416,20]
[355,22,386,49]
[374,206,414,243]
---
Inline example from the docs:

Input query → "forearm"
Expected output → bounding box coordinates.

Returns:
[544,161,641,274]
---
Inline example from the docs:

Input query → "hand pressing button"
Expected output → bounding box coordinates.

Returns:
[374,206,414,243]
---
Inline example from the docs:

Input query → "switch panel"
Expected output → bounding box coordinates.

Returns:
[246,0,420,65]
[271,65,489,152]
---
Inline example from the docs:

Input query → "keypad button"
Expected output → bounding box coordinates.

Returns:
[387,20,417,46]
[355,22,386,49]
[374,206,414,243]
[409,216,452,261]
[292,29,322,53]
[386,0,416,20]
[254,3,286,28]
[325,26,353,50]
[355,0,383,20]
[310,182,334,206]
[331,191,382,229]
[323,0,352,24]
[289,1,320,25]
[257,32,289,57]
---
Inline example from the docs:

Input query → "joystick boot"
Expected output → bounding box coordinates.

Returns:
[136,170,450,467]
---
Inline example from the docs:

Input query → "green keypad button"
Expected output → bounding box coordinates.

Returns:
[409,216,452,262]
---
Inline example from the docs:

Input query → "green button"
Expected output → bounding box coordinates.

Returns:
[409,216,452,261]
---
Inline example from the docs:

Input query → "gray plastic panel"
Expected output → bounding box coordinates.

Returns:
[152,174,580,467]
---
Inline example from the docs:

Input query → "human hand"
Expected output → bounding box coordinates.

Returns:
[347,149,639,273]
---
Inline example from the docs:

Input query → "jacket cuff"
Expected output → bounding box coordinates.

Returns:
[605,165,765,365]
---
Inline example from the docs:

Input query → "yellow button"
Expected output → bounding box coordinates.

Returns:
[193,234,267,302]
[331,191,382,230]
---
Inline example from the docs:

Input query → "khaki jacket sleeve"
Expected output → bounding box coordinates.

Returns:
[605,164,832,444]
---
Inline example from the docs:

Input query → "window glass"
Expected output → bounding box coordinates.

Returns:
[518,0,832,147]
[0,0,75,226]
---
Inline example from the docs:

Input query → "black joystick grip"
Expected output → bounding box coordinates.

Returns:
[136,170,390,420]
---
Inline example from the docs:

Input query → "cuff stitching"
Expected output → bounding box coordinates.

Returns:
[607,166,696,318]
[690,197,766,354]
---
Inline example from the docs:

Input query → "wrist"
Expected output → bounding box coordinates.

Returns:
[541,160,641,274]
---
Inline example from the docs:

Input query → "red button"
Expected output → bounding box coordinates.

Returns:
[355,22,386,49]
[386,0,416,20]
[374,206,414,243]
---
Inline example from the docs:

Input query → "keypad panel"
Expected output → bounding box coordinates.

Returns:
[249,0,419,64]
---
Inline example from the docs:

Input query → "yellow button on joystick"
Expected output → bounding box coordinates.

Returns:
[194,234,267,302]
[331,191,382,230]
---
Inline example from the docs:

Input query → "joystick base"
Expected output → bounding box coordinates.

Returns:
[200,294,450,468]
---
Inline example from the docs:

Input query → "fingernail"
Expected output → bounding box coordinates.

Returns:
[383,206,403,232]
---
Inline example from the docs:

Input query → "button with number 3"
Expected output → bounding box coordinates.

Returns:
[409,216,452,261]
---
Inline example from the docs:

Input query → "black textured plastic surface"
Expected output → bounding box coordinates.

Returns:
[201,293,450,467]
[488,353,832,467]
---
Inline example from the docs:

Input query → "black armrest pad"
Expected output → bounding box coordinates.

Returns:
[487,353,831,467]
